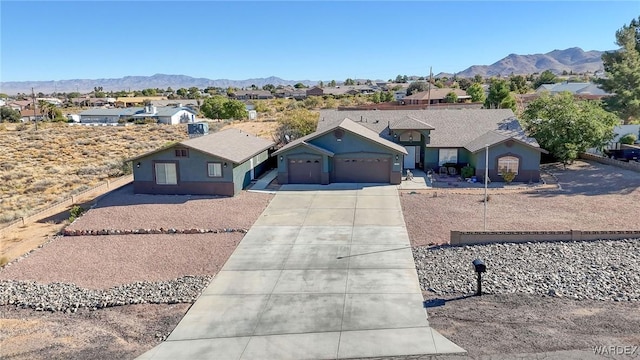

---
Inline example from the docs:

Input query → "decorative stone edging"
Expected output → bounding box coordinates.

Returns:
[63,228,249,236]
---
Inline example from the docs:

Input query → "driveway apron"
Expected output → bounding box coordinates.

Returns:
[138,184,465,360]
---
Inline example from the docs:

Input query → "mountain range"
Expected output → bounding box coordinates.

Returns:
[439,47,605,78]
[1,47,606,95]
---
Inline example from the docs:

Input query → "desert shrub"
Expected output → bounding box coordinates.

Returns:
[501,170,516,184]
[68,205,85,222]
[0,257,8,267]
[16,123,28,131]
[26,179,55,193]
[461,165,474,179]
[619,133,638,145]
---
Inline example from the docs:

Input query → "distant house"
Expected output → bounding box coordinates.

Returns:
[8,100,33,111]
[402,88,470,105]
[115,96,167,107]
[274,109,546,185]
[306,85,377,97]
[230,90,274,100]
[79,107,143,123]
[535,82,611,97]
[20,109,44,122]
[130,128,275,196]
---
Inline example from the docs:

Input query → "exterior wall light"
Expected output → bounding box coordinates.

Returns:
[223,162,228,168]
[136,162,141,168]
[395,155,399,161]
[280,156,284,162]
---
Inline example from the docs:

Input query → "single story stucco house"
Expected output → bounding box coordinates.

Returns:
[130,129,275,196]
[274,109,546,185]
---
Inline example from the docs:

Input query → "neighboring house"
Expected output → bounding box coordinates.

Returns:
[402,88,470,105]
[274,109,546,185]
[8,100,33,111]
[131,105,197,125]
[73,97,114,107]
[79,107,142,123]
[79,106,196,124]
[130,128,275,196]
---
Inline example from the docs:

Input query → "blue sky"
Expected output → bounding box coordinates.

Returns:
[1,1,638,82]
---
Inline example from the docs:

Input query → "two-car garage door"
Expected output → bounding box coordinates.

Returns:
[333,156,390,183]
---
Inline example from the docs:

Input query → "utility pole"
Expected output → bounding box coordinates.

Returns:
[426,66,432,110]
[32,87,37,130]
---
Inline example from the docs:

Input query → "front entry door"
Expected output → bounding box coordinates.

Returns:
[404,146,417,169]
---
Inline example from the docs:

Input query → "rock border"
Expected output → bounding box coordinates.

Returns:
[63,228,249,236]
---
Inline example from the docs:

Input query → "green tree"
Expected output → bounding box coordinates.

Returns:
[370,92,381,104]
[509,75,529,94]
[188,87,201,99]
[176,88,188,98]
[597,17,640,124]
[406,81,429,95]
[303,96,322,109]
[444,91,458,103]
[294,82,306,89]
[344,78,356,86]
[0,93,8,99]
[262,84,275,92]
[522,92,619,165]
[473,74,484,84]
[273,109,319,145]
[93,86,105,98]
[318,81,324,88]
[381,91,394,102]
[457,78,472,91]
[328,80,336,87]
[533,70,558,89]
[223,99,248,119]
[467,83,485,102]
[0,106,21,122]
[201,95,228,119]
[484,79,516,111]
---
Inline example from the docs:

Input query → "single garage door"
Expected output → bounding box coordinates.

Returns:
[288,158,322,184]
[334,157,390,183]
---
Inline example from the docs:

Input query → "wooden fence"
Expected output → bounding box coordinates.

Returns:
[0,175,133,237]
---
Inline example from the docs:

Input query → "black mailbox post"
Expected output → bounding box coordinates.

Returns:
[472,259,486,296]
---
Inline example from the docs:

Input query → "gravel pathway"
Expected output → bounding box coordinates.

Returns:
[0,233,243,289]
[413,239,640,301]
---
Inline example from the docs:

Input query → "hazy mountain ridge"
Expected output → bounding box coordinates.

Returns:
[0,74,316,95]
[1,48,607,95]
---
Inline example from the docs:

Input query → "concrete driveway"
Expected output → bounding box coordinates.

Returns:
[138,184,464,360]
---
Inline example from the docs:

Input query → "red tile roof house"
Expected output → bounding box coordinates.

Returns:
[274,109,547,185]
[130,129,275,196]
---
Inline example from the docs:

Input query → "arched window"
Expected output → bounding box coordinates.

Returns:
[498,156,519,175]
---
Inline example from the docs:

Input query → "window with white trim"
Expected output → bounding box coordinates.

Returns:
[155,163,177,185]
[438,149,458,165]
[207,162,222,177]
[498,156,519,175]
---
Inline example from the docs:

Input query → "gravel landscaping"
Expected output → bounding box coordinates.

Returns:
[0,233,243,289]
[402,161,640,246]
[0,276,210,313]
[66,185,273,231]
[414,239,640,301]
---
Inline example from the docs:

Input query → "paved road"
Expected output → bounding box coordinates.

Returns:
[138,184,464,360]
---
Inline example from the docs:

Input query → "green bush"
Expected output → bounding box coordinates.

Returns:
[461,165,474,179]
[619,133,638,145]
[69,205,85,222]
